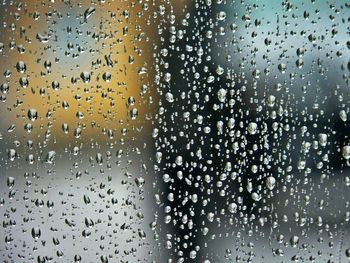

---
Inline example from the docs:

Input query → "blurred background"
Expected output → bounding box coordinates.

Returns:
[0,0,349,262]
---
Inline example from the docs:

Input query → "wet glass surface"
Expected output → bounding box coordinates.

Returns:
[0,1,349,262]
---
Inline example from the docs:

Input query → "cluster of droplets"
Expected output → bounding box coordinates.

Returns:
[0,0,349,262]
[0,1,159,263]
[152,0,350,262]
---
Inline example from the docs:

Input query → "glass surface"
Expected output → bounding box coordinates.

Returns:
[0,1,349,262]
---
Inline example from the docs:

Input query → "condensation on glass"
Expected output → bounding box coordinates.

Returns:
[0,1,349,262]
